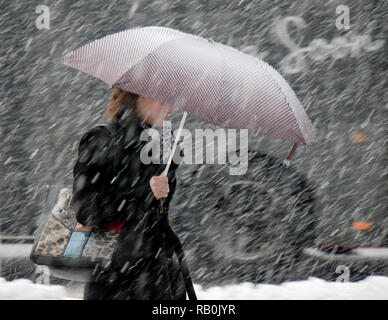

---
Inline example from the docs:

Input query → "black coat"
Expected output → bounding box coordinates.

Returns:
[72,114,190,300]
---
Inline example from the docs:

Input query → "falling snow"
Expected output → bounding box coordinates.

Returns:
[0,0,387,299]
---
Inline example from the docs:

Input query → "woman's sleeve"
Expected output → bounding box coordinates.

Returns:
[72,126,119,227]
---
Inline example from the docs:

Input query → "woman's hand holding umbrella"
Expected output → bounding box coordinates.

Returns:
[150,174,170,200]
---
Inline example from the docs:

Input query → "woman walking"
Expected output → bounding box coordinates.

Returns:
[72,88,196,300]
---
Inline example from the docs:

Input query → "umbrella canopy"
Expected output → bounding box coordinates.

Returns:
[59,26,316,147]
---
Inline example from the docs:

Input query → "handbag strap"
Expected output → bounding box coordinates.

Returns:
[163,223,197,300]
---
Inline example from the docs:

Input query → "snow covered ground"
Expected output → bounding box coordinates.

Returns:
[1,276,388,300]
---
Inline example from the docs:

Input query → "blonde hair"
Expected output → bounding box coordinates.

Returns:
[102,88,139,126]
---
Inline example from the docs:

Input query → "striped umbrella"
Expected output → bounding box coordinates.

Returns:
[58,26,317,171]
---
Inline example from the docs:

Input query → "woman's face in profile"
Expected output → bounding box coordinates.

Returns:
[136,96,174,128]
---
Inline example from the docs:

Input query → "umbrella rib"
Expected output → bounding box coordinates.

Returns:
[263,63,316,144]
[214,42,310,143]
[233,54,313,144]
[259,64,307,144]
[114,33,197,90]
[209,43,225,125]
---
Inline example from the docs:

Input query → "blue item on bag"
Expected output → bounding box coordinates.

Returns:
[63,231,91,257]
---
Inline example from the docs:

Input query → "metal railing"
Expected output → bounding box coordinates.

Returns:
[0,236,35,243]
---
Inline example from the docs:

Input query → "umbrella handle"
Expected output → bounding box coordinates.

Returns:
[159,112,188,214]
[283,143,298,167]
[162,111,188,176]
